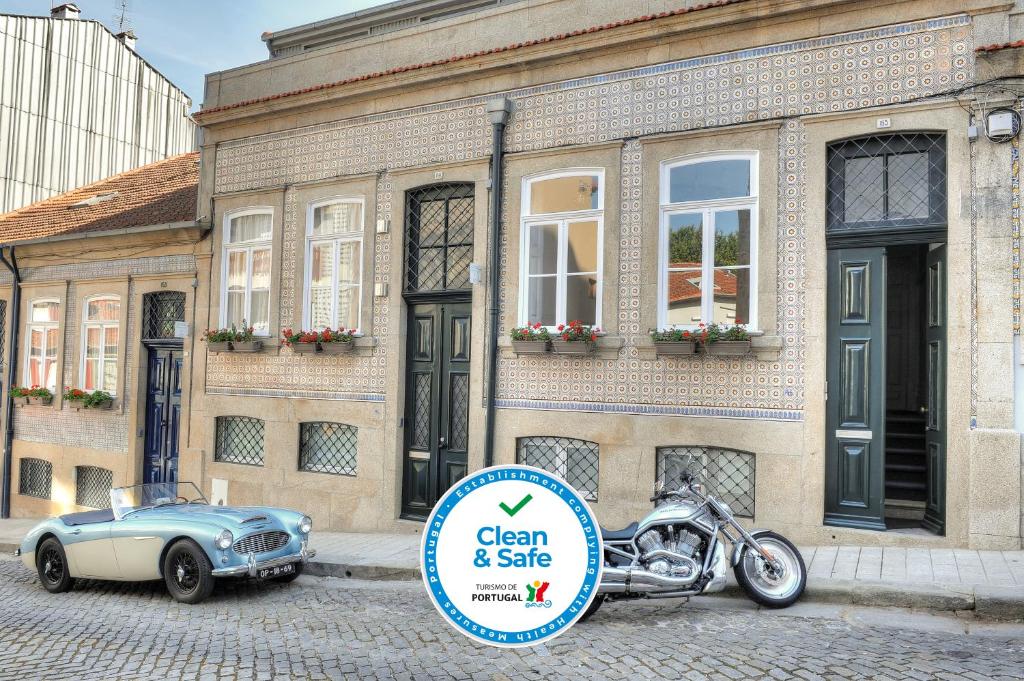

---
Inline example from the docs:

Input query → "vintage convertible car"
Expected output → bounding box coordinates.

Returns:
[15,481,316,603]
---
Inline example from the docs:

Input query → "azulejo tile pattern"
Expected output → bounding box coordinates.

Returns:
[210,17,973,412]
[1011,135,1020,334]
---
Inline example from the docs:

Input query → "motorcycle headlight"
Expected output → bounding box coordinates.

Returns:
[298,515,313,534]
[215,529,233,550]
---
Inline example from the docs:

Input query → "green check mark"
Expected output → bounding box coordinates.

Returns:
[499,494,533,517]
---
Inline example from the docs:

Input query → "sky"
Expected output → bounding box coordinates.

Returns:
[2,1,394,109]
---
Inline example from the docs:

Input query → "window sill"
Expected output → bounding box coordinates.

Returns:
[500,334,624,359]
[636,334,782,360]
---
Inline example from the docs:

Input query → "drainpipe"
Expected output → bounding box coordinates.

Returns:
[483,98,512,469]
[0,247,20,518]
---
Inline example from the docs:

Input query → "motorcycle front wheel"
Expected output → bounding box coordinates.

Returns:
[734,530,806,608]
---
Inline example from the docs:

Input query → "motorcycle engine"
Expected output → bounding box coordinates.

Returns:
[637,527,705,576]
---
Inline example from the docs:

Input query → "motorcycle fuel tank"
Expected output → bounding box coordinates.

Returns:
[636,500,713,536]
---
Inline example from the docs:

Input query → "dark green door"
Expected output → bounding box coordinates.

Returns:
[825,248,887,530]
[401,301,471,519]
[922,245,946,534]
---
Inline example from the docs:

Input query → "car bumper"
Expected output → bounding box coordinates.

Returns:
[211,543,317,577]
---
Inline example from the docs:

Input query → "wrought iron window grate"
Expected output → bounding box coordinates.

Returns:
[517,436,599,500]
[405,183,474,294]
[215,416,265,466]
[19,458,51,499]
[142,291,186,340]
[826,133,946,232]
[657,446,756,517]
[75,466,113,509]
[299,422,358,476]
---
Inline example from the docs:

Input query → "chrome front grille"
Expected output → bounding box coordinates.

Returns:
[232,530,290,555]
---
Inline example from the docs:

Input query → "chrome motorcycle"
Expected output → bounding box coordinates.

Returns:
[582,472,806,620]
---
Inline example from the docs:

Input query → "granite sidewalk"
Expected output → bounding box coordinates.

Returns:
[2,518,1021,620]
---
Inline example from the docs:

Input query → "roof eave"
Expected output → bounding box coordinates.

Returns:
[0,220,209,249]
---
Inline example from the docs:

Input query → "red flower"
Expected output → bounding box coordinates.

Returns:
[557,324,565,331]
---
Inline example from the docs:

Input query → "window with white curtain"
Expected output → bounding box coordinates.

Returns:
[658,153,758,329]
[305,199,363,331]
[81,296,119,394]
[221,209,273,336]
[519,170,603,328]
[25,300,59,392]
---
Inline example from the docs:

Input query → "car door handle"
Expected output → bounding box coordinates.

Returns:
[71,529,81,535]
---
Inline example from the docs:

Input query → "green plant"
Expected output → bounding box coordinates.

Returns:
[28,386,53,399]
[10,387,30,398]
[281,328,321,346]
[318,328,355,344]
[700,322,750,343]
[556,320,599,344]
[650,328,697,343]
[203,323,255,343]
[510,323,551,342]
[63,387,88,401]
[84,390,113,407]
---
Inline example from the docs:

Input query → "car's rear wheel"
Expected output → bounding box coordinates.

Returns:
[164,539,215,604]
[36,537,75,593]
[273,562,303,583]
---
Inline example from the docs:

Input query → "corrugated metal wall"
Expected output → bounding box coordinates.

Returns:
[0,15,195,213]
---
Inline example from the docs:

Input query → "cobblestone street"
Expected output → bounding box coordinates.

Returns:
[0,557,1022,681]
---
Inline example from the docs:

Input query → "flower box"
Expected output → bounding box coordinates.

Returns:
[230,340,263,353]
[550,339,595,355]
[653,340,697,356]
[511,340,550,354]
[320,341,354,355]
[704,340,751,356]
[12,396,28,407]
[28,395,53,406]
[290,342,320,354]
[69,400,86,411]
[206,341,231,353]
[86,399,114,410]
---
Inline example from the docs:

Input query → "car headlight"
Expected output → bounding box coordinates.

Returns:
[215,529,233,550]
[299,515,312,534]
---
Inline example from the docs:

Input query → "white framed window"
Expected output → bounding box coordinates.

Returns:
[303,198,363,332]
[81,296,120,394]
[221,208,273,336]
[658,153,758,329]
[25,300,59,392]
[518,169,604,328]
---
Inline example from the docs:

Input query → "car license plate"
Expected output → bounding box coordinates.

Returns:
[257,563,295,580]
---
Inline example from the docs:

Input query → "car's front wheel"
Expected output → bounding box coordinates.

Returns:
[36,537,75,593]
[164,539,215,604]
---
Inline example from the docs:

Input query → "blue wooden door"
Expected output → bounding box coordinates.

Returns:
[143,346,183,487]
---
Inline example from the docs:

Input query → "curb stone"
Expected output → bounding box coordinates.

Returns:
[5,540,1022,621]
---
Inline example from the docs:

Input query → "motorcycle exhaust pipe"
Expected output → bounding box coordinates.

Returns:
[597,565,700,595]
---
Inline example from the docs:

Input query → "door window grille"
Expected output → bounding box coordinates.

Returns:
[18,458,51,499]
[656,446,755,517]
[826,133,946,232]
[517,436,599,500]
[405,183,474,293]
[215,416,265,466]
[142,292,186,341]
[75,466,113,509]
[299,422,357,476]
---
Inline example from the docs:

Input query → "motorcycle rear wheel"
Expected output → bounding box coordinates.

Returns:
[734,530,806,608]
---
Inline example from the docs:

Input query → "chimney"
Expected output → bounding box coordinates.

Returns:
[50,3,82,20]
[116,30,137,50]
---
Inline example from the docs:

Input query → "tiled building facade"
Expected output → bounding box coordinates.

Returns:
[181,0,1024,549]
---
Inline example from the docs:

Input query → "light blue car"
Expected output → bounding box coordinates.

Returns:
[15,481,316,603]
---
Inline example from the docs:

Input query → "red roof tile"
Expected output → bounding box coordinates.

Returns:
[976,40,1024,54]
[0,153,199,245]
[196,0,746,119]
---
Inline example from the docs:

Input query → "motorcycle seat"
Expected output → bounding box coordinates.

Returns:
[600,522,638,541]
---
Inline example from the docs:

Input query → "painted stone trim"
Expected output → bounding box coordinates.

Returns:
[206,387,384,402]
[493,398,803,422]
[1012,135,1020,334]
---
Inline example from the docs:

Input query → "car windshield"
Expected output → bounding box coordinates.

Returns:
[110,482,208,520]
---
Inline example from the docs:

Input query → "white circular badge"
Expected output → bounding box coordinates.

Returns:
[421,465,602,647]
